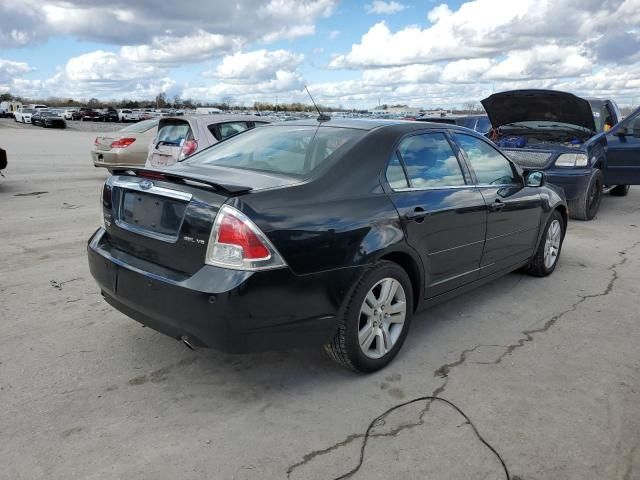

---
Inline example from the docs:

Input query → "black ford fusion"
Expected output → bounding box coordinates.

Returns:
[88,118,567,372]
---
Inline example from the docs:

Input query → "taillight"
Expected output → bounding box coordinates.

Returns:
[179,139,198,160]
[111,137,136,148]
[205,205,286,271]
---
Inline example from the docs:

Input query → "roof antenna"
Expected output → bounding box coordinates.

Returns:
[305,85,331,122]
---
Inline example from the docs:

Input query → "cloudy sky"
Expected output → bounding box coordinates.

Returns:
[1,0,639,108]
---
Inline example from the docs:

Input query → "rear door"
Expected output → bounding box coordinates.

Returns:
[384,131,487,298]
[604,107,640,185]
[148,119,193,167]
[452,132,543,275]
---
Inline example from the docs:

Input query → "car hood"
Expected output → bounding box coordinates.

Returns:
[481,89,596,132]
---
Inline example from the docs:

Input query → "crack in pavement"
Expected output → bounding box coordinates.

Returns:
[474,240,640,367]
[285,240,640,480]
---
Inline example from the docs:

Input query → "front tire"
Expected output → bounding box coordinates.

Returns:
[568,168,603,220]
[527,210,565,277]
[610,185,630,197]
[325,261,413,373]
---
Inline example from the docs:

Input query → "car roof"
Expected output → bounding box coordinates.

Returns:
[257,117,483,135]
[265,117,410,130]
[164,114,271,124]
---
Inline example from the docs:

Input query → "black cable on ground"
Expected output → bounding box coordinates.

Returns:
[331,395,511,480]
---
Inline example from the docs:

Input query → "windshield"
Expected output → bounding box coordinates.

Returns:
[501,120,592,133]
[186,125,364,176]
[22,108,35,114]
[459,116,491,133]
[120,119,159,133]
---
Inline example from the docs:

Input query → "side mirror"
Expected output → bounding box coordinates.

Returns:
[614,127,628,137]
[525,171,545,187]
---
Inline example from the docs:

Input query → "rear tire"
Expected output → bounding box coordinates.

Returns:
[325,261,413,373]
[610,185,630,197]
[527,210,565,277]
[568,169,603,221]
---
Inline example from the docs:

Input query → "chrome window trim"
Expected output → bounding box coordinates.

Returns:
[392,183,515,192]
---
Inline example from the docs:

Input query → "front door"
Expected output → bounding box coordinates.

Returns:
[384,132,487,298]
[452,132,543,275]
[604,107,640,185]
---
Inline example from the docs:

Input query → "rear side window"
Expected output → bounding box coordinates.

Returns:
[386,153,409,189]
[395,133,466,188]
[156,120,191,146]
[212,121,249,140]
[187,125,364,176]
[453,133,516,185]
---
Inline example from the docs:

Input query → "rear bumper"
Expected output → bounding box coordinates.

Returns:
[91,150,144,168]
[88,228,362,353]
[544,168,592,201]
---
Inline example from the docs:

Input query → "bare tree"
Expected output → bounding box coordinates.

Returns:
[221,96,233,111]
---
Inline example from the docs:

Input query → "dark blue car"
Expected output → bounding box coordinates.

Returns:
[482,89,640,220]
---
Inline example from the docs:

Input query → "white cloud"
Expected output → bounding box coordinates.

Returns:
[65,51,161,82]
[366,1,406,15]
[331,0,640,69]
[120,30,242,64]
[205,49,304,83]
[328,30,341,40]
[0,59,34,83]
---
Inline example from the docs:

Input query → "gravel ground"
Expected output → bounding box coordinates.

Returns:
[1,124,639,480]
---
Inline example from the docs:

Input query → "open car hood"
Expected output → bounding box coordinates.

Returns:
[481,89,596,132]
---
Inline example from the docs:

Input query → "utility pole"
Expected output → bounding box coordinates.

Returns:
[275,96,278,113]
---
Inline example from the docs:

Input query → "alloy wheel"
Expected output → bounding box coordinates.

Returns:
[544,219,562,269]
[358,278,407,359]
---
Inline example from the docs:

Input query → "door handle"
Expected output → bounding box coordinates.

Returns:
[489,200,505,212]
[405,207,430,223]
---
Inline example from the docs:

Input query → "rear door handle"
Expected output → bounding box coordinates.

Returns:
[405,207,430,223]
[489,200,505,212]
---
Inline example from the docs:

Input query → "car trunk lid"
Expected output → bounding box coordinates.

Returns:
[101,167,298,274]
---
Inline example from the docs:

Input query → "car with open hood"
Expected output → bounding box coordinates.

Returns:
[482,89,640,220]
[88,118,567,372]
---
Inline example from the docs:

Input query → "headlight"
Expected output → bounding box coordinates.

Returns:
[555,153,588,167]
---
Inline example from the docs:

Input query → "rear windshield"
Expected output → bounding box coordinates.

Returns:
[120,119,158,133]
[185,125,364,176]
[155,120,191,145]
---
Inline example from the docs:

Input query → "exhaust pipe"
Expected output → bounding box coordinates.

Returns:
[181,335,197,350]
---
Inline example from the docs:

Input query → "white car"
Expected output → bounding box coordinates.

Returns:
[14,107,36,123]
[117,109,140,122]
[63,108,78,120]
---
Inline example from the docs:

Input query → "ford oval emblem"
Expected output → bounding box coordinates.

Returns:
[139,180,153,190]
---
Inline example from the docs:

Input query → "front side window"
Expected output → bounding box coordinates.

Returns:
[396,133,466,188]
[453,133,517,185]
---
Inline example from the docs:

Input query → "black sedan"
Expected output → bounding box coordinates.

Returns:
[31,111,66,128]
[88,119,567,372]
